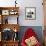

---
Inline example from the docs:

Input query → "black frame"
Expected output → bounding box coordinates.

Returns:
[25,7,36,20]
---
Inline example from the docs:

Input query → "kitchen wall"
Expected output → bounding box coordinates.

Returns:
[0,0,44,26]
[0,0,44,45]
[18,0,44,26]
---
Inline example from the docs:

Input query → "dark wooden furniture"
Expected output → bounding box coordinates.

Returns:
[0,7,19,46]
[2,41,19,46]
[0,7,19,24]
[0,41,2,46]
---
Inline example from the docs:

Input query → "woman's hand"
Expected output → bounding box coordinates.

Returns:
[25,36,38,46]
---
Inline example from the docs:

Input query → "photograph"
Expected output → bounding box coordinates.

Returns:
[25,7,36,20]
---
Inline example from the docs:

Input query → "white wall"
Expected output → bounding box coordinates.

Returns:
[18,0,44,26]
[0,0,44,26]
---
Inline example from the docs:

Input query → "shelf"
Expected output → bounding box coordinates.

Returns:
[1,40,19,46]
[1,15,18,24]
[0,7,19,16]
[0,7,19,46]
[0,24,20,32]
[0,7,19,10]
[2,40,19,43]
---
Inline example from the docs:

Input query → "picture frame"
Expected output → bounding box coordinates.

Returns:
[2,10,9,15]
[25,7,36,20]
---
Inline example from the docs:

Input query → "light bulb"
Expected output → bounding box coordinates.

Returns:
[14,29,17,32]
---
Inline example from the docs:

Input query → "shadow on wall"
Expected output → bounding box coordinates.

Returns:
[18,26,43,44]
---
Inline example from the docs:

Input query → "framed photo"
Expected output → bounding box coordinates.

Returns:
[2,10,9,15]
[25,7,36,20]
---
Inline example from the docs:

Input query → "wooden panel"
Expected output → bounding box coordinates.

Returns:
[0,7,19,10]
[2,41,18,46]
[0,41,2,46]
[0,24,20,32]
[43,0,46,46]
[0,24,2,31]
[0,15,1,24]
[43,0,46,26]
[0,41,19,46]
[44,6,46,26]
[44,27,46,46]
[0,7,19,46]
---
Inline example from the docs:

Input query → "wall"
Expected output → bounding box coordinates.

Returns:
[0,0,44,44]
[0,0,44,26]
[18,0,44,26]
